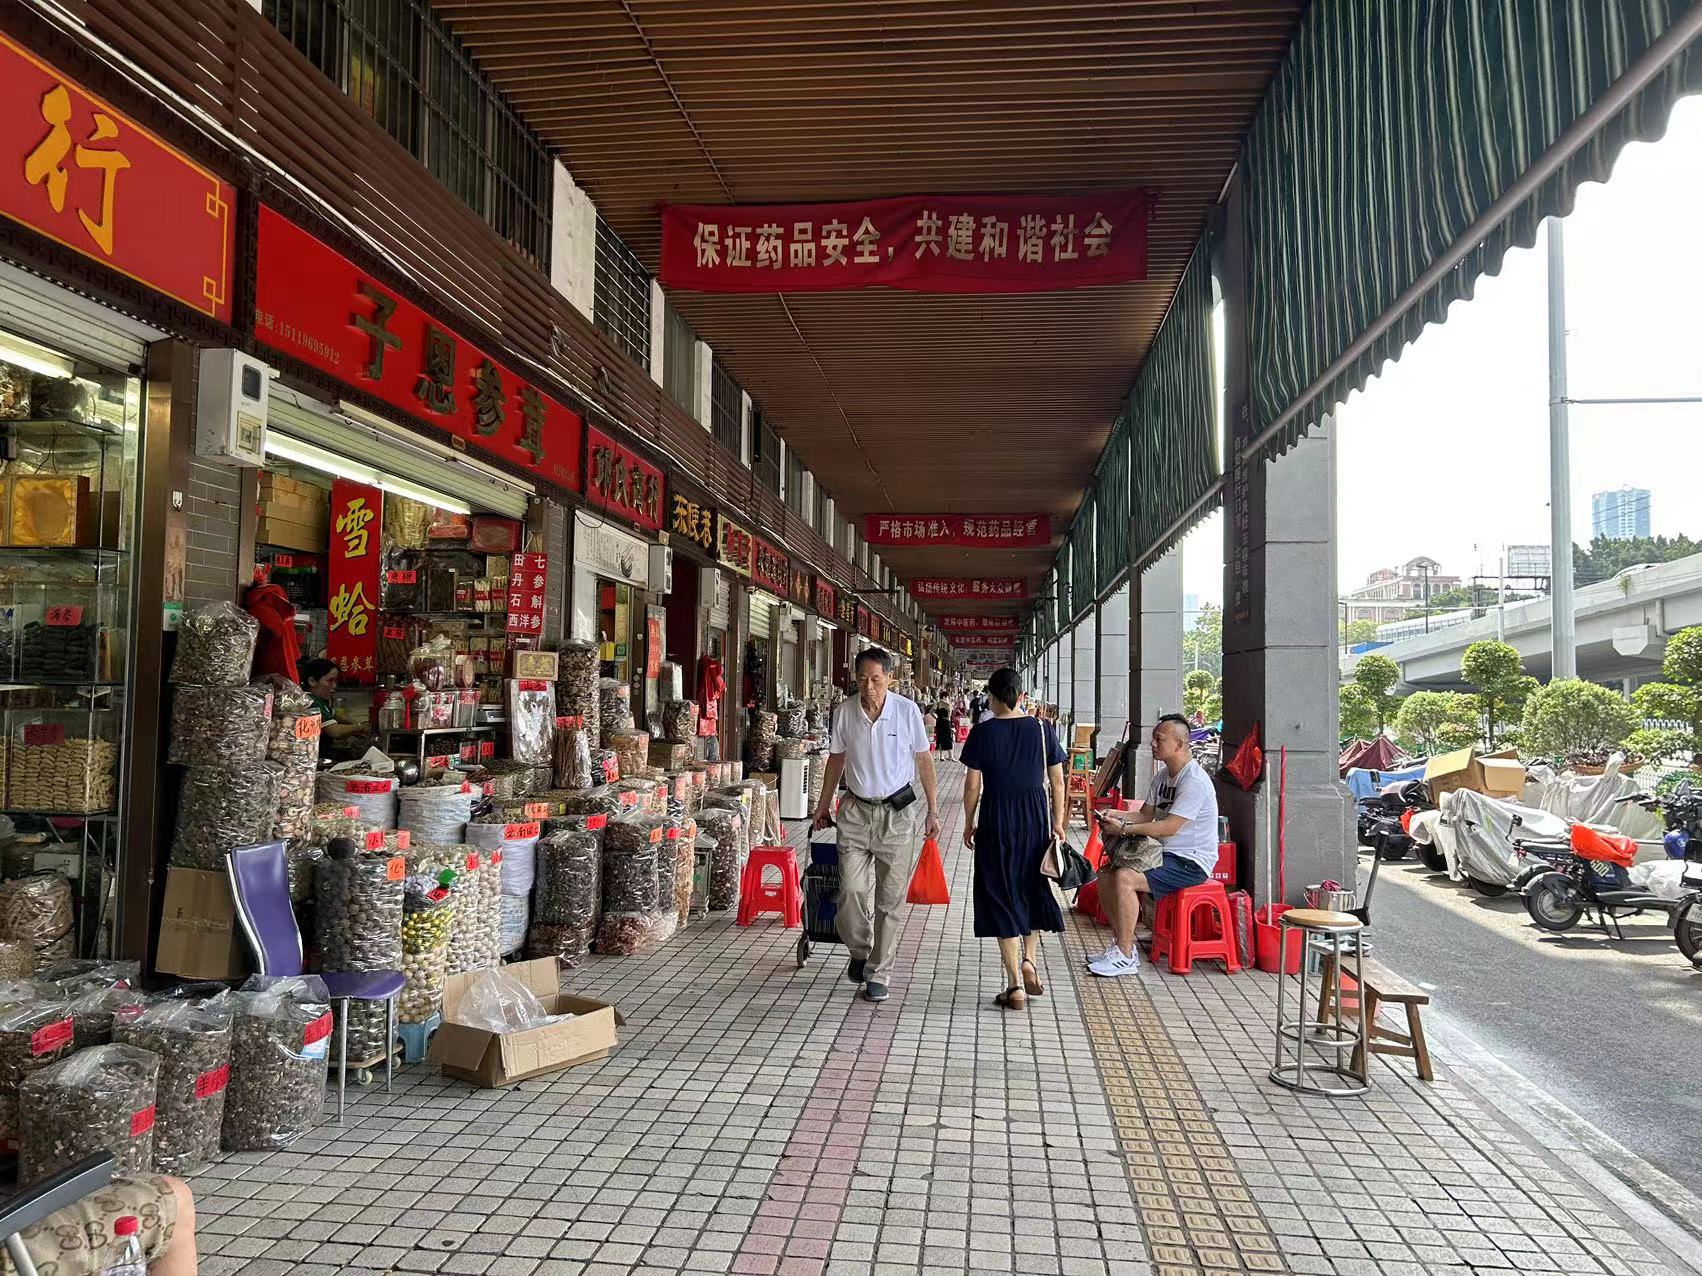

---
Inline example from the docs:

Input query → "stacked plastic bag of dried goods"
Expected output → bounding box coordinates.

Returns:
[556,641,600,749]
[553,715,593,789]
[660,698,697,743]
[221,975,330,1151]
[508,678,555,766]
[696,805,747,912]
[168,683,272,768]
[598,812,664,955]
[171,762,282,870]
[267,682,323,844]
[400,870,454,1023]
[19,1043,160,1183]
[316,766,399,829]
[527,828,601,967]
[598,678,634,741]
[748,711,778,769]
[397,778,476,848]
[782,704,807,738]
[444,847,501,974]
[0,985,75,1153]
[170,602,258,688]
[114,995,232,1175]
[315,841,404,1061]
[0,872,74,970]
[465,819,539,957]
[668,820,696,927]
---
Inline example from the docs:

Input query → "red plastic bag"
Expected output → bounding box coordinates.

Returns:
[907,837,951,905]
[1224,722,1264,791]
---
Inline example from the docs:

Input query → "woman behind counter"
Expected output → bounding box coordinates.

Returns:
[300,657,369,742]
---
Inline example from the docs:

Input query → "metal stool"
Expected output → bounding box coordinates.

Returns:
[1270,908,1369,1097]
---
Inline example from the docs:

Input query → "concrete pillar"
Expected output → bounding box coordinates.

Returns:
[1098,584,1131,749]
[1127,546,1184,796]
[1217,181,1353,907]
[1073,618,1096,745]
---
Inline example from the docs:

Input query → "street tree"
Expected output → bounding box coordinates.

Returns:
[1626,626,1702,763]
[1394,692,1480,755]
[1183,669,1217,720]
[1182,603,1222,678]
[1460,640,1537,748]
[1519,679,1640,760]
[1339,684,1379,740]
[1573,533,1699,587]
[1339,618,1379,646]
[1352,654,1403,732]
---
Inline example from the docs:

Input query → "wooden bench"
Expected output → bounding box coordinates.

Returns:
[1316,956,1433,1082]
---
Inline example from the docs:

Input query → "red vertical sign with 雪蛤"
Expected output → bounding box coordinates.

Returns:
[506,552,548,636]
[327,479,382,684]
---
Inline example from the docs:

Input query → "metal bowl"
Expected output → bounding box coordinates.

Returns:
[1305,885,1356,912]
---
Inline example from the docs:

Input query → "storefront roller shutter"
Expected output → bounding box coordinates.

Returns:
[0,262,156,372]
[267,392,533,519]
[748,592,773,640]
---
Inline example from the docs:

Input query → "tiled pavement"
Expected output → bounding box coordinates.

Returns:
[191,762,1684,1276]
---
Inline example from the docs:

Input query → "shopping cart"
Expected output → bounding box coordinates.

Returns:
[795,832,841,969]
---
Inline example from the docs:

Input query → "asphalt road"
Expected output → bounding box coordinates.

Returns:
[1366,848,1702,1198]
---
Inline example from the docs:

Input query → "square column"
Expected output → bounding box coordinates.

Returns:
[1098,583,1131,750]
[1126,544,1184,796]
[1073,618,1097,746]
[1217,183,1354,906]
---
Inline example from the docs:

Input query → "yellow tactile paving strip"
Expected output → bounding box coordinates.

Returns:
[1061,915,1284,1276]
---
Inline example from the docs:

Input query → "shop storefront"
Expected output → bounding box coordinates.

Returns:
[664,485,729,760]
[579,426,664,724]
[750,533,792,707]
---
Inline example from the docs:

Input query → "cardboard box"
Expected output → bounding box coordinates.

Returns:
[512,650,558,681]
[430,959,622,1088]
[257,512,327,553]
[1423,746,1525,799]
[156,867,250,981]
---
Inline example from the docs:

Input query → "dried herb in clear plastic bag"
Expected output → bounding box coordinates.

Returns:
[170,602,258,687]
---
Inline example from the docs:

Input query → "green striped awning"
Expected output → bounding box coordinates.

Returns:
[1129,231,1219,562]
[1244,0,1702,458]
[1069,494,1097,622]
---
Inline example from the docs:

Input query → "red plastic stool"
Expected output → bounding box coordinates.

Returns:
[1152,881,1242,974]
[737,845,803,928]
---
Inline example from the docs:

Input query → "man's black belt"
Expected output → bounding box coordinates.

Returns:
[847,784,917,811]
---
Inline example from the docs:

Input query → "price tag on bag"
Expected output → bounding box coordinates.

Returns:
[504,822,540,840]
[294,715,322,741]
[523,802,550,820]
[386,856,406,881]
[195,1064,230,1099]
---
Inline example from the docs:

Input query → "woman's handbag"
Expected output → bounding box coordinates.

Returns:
[1041,834,1096,893]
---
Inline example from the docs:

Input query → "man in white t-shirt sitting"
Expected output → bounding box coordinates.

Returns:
[1088,714,1219,977]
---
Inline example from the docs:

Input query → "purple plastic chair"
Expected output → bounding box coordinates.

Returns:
[226,840,404,1123]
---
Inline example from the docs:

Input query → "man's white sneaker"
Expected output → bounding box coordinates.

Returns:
[1085,941,1121,970]
[1088,947,1141,978]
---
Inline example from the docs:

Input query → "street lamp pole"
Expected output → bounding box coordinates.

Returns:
[1547,218,1578,680]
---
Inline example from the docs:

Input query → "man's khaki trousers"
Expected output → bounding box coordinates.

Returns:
[834,795,924,985]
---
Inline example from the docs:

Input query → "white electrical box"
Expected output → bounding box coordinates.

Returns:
[649,543,674,594]
[195,348,270,466]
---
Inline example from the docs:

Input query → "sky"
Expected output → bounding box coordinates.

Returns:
[1179,93,1702,616]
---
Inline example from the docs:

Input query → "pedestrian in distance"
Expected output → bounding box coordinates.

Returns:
[1089,714,1221,977]
[933,700,955,758]
[960,667,1068,1010]
[813,648,941,1003]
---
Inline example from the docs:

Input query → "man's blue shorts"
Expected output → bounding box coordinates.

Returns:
[1145,853,1209,901]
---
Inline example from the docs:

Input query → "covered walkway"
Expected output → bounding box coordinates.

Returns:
[193,761,1676,1276]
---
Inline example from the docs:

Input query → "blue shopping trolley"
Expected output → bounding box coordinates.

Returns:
[795,831,842,969]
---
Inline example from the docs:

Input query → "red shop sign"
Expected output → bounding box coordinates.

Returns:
[506,550,548,635]
[660,191,1154,294]
[716,512,754,577]
[585,426,664,531]
[953,635,1018,649]
[938,614,1020,632]
[813,576,837,619]
[1,34,234,321]
[253,207,583,492]
[788,565,811,608]
[751,536,790,596]
[909,577,1028,602]
[855,605,870,635]
[328,478,382,685]
[864,514,1051,548]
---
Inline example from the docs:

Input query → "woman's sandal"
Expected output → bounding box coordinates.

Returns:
[994,986,1027,1011]
[1021,958,1045,997]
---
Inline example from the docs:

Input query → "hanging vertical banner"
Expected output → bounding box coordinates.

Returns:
[660,192,1154,294]
[863,514,1051,548]
[506,551,548,636]
[909,577,1029,602]
[327,479,382,684]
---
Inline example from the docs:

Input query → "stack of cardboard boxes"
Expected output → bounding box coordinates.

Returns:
[257,472,328,552]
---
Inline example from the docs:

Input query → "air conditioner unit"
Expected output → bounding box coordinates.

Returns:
[195,348,270,467]
[649,543,674,594]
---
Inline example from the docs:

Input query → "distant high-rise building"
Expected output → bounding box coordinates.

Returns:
[1591,487,1651,541]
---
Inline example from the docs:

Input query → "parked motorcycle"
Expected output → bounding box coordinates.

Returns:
[1641,783,1702,964]
[1358,780,1433,863]
[1520,806,1676,938]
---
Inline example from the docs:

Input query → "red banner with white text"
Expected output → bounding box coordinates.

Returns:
[327,480,382,685]
[937,615,1021,632]
[660,192,1153,294]
[864,514,1051,548]
[910,578,1029,602]
[951,635,1020,649]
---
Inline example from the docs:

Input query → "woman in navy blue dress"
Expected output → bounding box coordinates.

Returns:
[960,667,1068,1010]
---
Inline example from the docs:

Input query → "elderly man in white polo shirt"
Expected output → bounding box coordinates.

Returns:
[813,647,940,1003]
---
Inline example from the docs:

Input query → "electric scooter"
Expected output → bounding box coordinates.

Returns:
[1520,798,1679,938]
